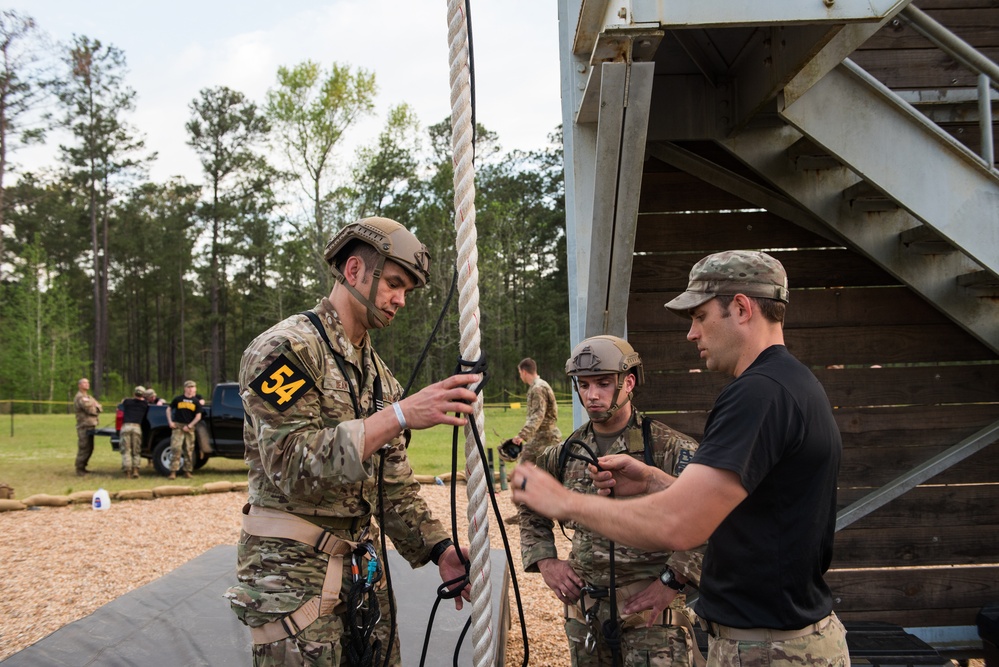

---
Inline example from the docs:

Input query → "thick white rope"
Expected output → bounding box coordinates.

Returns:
[446,1,494,666]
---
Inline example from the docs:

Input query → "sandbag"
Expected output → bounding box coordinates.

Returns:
[0,482,13,499]
[0,499,26,511]
[21,494,71,507]
[152,485,194,497]
[231,481,249,492]
[200,481,233,494]
[69,490,96,504]
[117,488,155,500]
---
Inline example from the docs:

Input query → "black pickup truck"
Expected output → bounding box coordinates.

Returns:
[100,382,246,476]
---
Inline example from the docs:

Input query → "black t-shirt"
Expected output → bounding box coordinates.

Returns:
[121,397,148,425]
[692,345,841,630]
[169,394,202,425]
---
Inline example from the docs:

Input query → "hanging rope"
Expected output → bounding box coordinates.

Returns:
[446,2,494,666]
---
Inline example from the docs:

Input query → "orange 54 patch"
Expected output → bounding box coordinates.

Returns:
[249,354,316,412]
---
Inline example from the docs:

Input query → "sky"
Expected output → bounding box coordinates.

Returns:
[10,0,565,184]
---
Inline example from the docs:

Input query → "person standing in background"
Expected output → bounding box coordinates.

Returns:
[166,380,202,480]
[74,377,102,477]
[120,386,149,478]
[511,357,561,464]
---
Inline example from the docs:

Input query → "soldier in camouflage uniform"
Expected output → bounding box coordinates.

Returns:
[512,252,849,666]
[73,377,102,476]
[511,357,561,463]
[518,335,704,667]
[226,217,479,667]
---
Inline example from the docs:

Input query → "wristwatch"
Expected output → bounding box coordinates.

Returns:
[658,566,686,592]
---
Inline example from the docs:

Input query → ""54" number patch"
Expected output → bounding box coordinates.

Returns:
[249,354,316,411]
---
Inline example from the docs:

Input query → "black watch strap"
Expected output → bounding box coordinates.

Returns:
[659,566,686,592]
[429,538,455,565]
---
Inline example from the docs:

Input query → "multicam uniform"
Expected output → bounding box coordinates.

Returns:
[519,411,704,667]
[168,393,201,474]
[226,297,452,667]
[74,391,102,474]
[518,376,561,463]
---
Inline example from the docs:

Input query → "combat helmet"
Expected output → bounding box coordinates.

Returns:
[324,217,431,328]
[565,335,643,422]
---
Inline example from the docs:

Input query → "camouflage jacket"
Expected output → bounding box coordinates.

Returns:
[238,297,450,566]
[517,377,561,447]
[519,410,704,588]
[74,391,101,427]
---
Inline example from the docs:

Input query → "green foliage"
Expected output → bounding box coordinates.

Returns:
[0,404,575,497]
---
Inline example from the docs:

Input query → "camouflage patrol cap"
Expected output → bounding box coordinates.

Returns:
[134,385,146,396]
[664,250,789,316]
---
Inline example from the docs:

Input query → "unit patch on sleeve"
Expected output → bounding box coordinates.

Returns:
[249,354,316,412]
[675,448,694,475]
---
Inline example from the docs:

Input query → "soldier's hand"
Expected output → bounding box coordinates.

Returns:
[590,454,656,497]
[537,557,583,604]
[437,545,472,610]
[622,580,678,628]
[400,374,480,431]
[510,463,573,521]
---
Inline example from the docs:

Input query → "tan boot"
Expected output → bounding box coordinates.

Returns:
[132,468,140,479]
[167,472,176,480]
[183,471,193,479]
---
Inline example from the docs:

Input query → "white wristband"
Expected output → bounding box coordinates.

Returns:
[392,402,408,431]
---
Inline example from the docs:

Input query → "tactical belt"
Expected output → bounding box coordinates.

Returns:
[567,579,706,667]
[241,504,362,645]
[704,611,835,643]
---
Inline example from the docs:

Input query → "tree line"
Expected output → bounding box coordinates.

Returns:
[0,10,569,409]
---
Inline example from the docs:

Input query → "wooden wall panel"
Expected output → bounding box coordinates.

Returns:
[833,523,997,567]
[634,211,834,252]
[849,48,999,89]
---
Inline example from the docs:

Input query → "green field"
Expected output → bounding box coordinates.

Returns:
[0,404,576,498]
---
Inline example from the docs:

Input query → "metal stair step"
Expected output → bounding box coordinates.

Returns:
[844,181,899,212]
[899,226,955,254]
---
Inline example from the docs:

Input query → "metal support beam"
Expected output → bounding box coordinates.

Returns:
[780,61,999,278]
[836,420,999,530]
[722,124,999,353]
[630,0,911,27]
[585,62,655,338]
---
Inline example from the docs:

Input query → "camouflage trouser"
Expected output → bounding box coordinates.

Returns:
[706,612,849,667]
[565,612,693,667]
[169,426,196,473]
[230,531,402,667]
[75,425,94,472]
[520,430,562,465]
[120,423,142,471]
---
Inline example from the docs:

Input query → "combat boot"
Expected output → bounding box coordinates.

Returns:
[132,468,140,479]
[183,471,193,479]
[168,472,176,480]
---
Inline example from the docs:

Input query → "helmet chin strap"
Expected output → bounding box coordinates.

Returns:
[576,374,633,423]
[331,256,390,329]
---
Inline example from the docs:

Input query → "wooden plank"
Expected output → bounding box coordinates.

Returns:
[860,8,999,50]
[642,364,999,411]
[638,171,751,212]
[837,606,983,629]
[632,249,900,293]
[826,565,999,616]
[840,443,999,488]
[850,47,999,90]
[832,523,998,567]
[635,211,834,252]
[836,484,999,528]
[630,286,952,331]
[633,325,993,368]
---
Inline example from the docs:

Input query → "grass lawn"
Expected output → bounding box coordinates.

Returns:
[0,403,576,498]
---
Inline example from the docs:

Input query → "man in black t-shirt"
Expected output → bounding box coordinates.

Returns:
[512,251,848,666]
[120,386,149,478]
[166,380,202,480]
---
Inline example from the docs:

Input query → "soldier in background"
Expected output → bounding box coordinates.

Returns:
[518,335,703,666]
[120,386,148,478]
[73,377,102,477]
[510,357,561,464]
[166,380,202,480]
[226,217,479,667]
[144,388,166,406]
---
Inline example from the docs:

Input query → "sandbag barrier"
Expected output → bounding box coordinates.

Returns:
[0,480,250,512]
